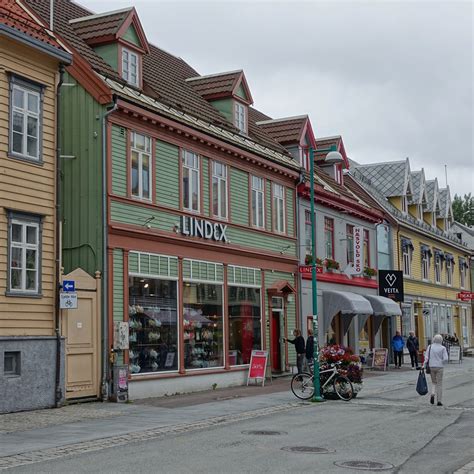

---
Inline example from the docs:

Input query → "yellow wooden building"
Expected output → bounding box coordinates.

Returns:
[0,0,71,413]
[353,160,472,351]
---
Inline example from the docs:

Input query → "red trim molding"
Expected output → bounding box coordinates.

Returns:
[301,271,378,289]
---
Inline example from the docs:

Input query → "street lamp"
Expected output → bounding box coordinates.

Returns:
[308,144,343,402]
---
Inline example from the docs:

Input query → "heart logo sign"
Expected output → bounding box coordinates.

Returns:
[385,273,397,287]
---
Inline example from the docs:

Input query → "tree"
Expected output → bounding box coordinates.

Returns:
[452,193,474,226]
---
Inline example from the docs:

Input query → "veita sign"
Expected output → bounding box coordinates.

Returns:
[378,270,404,302]
[353,226,364,274]
[180,216,228,242]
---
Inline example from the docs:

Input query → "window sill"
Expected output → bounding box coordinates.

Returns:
[7,152,43,166]
[5,291,43,298]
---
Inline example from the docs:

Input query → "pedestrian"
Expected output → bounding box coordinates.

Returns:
[392,331,404,369]
[424,334,449,406]
[305,328,314,372]
[284,329,305,374]
[406,331,420,370]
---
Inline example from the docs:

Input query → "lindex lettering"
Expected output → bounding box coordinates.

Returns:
[181,216,228,243]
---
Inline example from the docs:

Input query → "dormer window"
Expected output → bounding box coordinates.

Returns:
[401,196,408,214]
[122,47,139,86]
[234,101,247,133]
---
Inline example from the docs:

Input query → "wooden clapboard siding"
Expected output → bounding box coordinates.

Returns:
[0,37,59,336]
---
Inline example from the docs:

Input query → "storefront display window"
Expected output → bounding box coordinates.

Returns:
[401,304,412,337]
[129,277,178,374]
[228,286,262,365]
[183,282,223,369]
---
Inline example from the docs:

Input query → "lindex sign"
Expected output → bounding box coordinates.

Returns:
[378,270,404,302]
[457,291,474,302]
[298,265,323,274]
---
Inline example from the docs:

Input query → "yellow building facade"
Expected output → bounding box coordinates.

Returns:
[0,2,71,412]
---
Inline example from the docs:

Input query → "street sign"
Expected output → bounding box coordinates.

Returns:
[60,292,78,309]
[457,291,474,302]
[62,280,75,292]
[247,350,268,386]
[378,270,404,302]
[298,265,323,274]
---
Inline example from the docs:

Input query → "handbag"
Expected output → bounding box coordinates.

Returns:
[416,369,428,396]
[425,345,431,374]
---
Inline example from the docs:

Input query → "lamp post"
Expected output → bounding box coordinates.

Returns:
[308,144,343,402]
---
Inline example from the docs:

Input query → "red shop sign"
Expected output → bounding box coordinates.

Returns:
[298,265,323,274]
[247,350,268,386]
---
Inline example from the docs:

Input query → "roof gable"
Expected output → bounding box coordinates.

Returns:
[255,115,309,146]
[437,187,453,219]
[315,136,349,169]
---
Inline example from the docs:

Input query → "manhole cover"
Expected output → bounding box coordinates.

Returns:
[334,460,394,471]
[281,446,334,454]
[242,430,287,436]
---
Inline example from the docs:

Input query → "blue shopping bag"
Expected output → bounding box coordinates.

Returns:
[416,369,428,396]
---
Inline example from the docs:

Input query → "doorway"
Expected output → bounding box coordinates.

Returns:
[271,296,284,372]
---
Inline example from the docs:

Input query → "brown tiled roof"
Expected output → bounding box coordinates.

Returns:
[25,0,292,160]
[69,8,131,42]
[0,0,63,49]
[315,136,342,163]
[315,166,360,201]
[256,116,307,145]
[186,71,242,98]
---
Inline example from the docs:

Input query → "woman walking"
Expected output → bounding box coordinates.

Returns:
[424,334,449,406]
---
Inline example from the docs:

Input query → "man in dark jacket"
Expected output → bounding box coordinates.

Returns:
[284,329,305,374]
[406,331,420,369]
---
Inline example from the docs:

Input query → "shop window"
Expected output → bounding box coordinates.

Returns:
[128,277,178,374]
[7,212,41,295]
[9,75,43,162]
[324,217,334,259]
[363,229,370,266]
[212,161,227,219]
[228,286,261,365]
[122,47,139,86]
[401,304,412,338]
[432,305,439,334]
[272,183,285,233]
[130,132,151,200]
[4,352,21,376]
[182,150,200,212]
[346,224,354,264]
[305,210,313,256]
[446,306,452,335]
[251,176,264,228]
[183,282,223,369]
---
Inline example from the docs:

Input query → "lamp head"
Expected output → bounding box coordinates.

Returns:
[325,151,344,164]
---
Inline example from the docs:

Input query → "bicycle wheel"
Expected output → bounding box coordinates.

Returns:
[291,372,314,400]
[333,375,354,401]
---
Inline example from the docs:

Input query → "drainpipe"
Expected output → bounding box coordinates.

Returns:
[101,95,118,401]
[54,64,65,407]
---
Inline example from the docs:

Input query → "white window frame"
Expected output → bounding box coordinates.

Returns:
[421,251,430,281]
[212,161,228,219]
[130,132,152,201]
[272,183,285,233]
[434,254,441,284]
[8,217,40,294]
[10,79,42,161]
[446,258,453,286]
[401,196,408,214]
[234,101,246,133]
[402,246,411,277]
[122,47,139,86]
[182,150,200,212]
[460,263,466,289]
[251,176,265,228]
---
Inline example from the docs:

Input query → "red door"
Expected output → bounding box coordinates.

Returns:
[271,312,281,372]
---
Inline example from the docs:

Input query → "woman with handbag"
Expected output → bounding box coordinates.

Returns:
[424,334,449,406]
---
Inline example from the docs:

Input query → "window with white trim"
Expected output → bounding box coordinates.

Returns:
[402,245,411,277]
[421,251,430,281]
[401,196,408,214]
[272,183,285,233]
[251,176,264,228]
[182,150,200,212]
[212,161,227,219]
[446,258,453,286]
[434,253,441,284]
[9,76,42,161]
[130,132,151,200]
[460,262,466,289]
[8,214,41,294]
[305,211,313,257]
[234,102,246,133]
[122,48,139,86]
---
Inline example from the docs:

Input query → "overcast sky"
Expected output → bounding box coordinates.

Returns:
[80,0,473,196]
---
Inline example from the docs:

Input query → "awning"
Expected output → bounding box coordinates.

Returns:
[401,237,414,251]
[434,249,445,260]
[445,253,455,265]
[323,291,373,336]
[420,244,432,258]
[364,295,402,334]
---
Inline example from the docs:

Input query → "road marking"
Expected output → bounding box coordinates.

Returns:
[0,402,304,470]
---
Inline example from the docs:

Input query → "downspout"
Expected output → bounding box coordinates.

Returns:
[54,64,65,407]
[101,95,118,401]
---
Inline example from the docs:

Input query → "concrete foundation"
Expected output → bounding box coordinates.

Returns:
[0,336,65,413]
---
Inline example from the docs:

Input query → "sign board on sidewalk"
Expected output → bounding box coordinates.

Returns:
[378,270,404,302]
[298,265,323,274]
[353,226,364,274]
[59,292,78,309]
[449,346,461,363]
[372,348,388,371]
[247,350,268,386]
[62,280,75,292]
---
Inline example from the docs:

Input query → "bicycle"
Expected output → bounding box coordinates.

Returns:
[290,361,354,401]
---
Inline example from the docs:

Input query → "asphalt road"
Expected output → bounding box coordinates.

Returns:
[7,368,473,474]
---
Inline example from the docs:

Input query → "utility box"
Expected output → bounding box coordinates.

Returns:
[111,365,129,403]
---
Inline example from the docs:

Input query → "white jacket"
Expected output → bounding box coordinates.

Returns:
[424,343,449,368]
